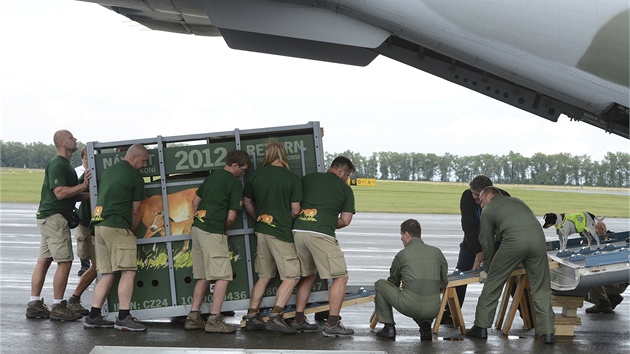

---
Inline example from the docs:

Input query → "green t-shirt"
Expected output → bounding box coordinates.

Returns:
[293,171,355,237]
[75,170,91,227]
[243,165,302,243]
[78,199,91,227]
[193,169,243,234]
[36,155,79,219]
[91,160,145,229]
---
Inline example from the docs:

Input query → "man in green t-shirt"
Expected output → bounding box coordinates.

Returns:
[242,141,308,334]
[84,144,149,332]
[292,156,356,337]
[27,129,91,322]
[184,149,251,333]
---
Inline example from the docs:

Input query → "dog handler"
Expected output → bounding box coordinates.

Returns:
[466,187,555,344]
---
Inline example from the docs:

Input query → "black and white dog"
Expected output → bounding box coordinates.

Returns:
[542,212,605,251]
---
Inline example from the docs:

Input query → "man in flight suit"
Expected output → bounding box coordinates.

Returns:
[374,219,448,341]
[466,187,555,344]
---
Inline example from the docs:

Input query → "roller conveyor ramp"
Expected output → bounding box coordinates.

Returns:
[547,231,630,296]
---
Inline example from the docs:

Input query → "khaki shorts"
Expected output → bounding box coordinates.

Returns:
[254,232,300,280]
[75,224,92,260]
[191,226,233,281]
[294,230,348,279]
[36,214,73,262]
[94,225,137,273]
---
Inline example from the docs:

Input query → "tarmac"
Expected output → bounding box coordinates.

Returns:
[1,203,629,354]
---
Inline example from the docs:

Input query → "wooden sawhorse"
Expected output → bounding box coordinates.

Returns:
[432,275,480,334]
[494,268,535,334]
[494,261,581,336]
[433,263,557,335]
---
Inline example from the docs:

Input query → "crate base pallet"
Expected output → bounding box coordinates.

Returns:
[240,289,375,327]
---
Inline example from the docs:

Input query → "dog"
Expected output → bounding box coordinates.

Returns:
[542,212,605,251]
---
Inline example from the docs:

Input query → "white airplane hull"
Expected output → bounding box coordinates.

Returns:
[77,0,629,137]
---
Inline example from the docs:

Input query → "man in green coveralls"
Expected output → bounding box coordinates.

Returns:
[84,144,149,331]
[183,149,251,333]
[27,129,91,321]
[466,187,555,344]
[242,141,308,334]
[292,156,356,337]
[374,219,448,341]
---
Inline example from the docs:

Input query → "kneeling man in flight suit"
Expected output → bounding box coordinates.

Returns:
[374,219,448,341]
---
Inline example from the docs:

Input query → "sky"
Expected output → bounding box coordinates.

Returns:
[1,1,628,161]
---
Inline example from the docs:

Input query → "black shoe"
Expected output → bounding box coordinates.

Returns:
[465,325,487,339]
[376,324,396,339]
[609,295,623,310]
[440,313,453,325]
[585,303,613,313]
[314,311,329,321]
[419,319,432,341]
[543,333,555,344]
[77,267,88,277]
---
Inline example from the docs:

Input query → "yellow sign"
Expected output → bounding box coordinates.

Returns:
[347,178,376,186]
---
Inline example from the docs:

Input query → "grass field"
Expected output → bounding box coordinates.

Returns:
[1,168,628,217]
[353,180,630,217]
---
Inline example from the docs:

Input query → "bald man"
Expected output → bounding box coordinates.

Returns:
[27,130,90,321]
[85,144,149,331]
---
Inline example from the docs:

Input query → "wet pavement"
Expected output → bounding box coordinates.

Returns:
[1,203,629,354]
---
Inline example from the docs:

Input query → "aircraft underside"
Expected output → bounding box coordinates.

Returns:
[79,0,629,139]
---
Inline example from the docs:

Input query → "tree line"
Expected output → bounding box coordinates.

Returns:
[325,150,630,188]
[2,140,628,188]
[1,141,86,171]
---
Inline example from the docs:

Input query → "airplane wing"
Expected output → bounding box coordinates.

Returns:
[79,0,629,139]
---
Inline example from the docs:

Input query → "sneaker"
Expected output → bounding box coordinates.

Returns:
[67,297,89,316]
[289,318,319,332]
[184,312,206,330]
[244,313,266,331]
[26,298,50,319]
[264,313,297,334]
[115,315,147,332]
[323,321,354,337]
[84,315,115,328]
[50,300,82,321]
[204,314,236,333]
